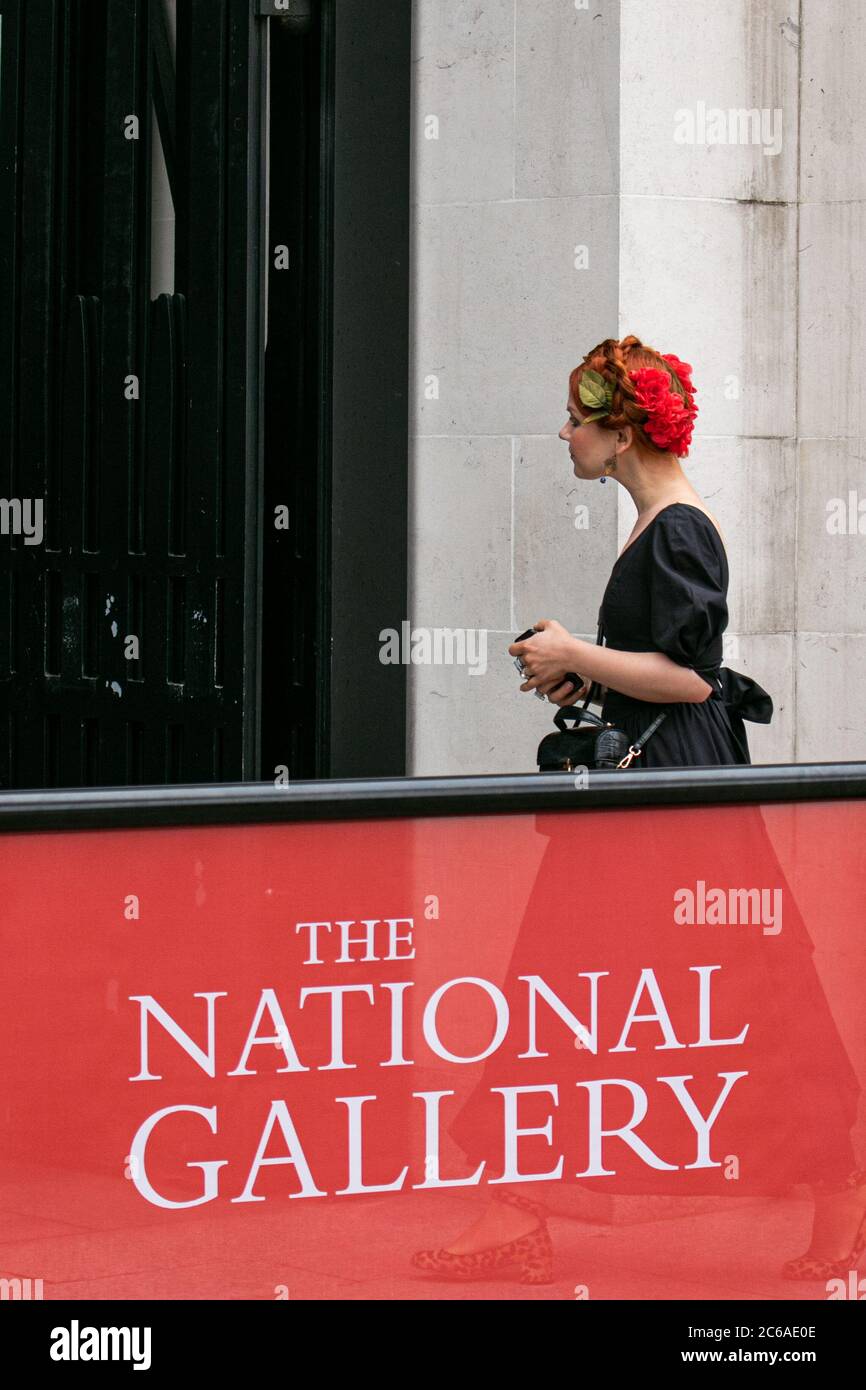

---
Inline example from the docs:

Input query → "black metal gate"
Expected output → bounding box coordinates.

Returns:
[0,0,409,791]
[0,0,265,787]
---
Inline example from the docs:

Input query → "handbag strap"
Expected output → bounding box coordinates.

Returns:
[577,607,669,767]
[552,704,606,733]
[577,612,605,714]
[617,709,668,768]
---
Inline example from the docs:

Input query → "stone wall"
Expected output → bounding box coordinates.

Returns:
[409,0,864,772]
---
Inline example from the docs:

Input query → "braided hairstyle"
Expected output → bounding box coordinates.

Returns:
[570,335,695,459]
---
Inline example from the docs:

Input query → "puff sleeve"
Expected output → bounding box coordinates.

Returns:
[648,508,728,683]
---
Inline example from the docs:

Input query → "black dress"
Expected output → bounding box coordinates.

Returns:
[597,502,771,767]
[446,505,861,1201]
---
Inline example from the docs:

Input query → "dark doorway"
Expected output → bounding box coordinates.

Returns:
[0,0,411,790]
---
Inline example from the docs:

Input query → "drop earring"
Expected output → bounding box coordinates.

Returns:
[600,453,617,484]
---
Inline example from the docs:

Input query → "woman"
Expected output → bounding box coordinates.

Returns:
[521,336,770,770]
[410,336,865,1286]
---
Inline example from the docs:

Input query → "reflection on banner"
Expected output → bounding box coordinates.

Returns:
[0,800,864,1299]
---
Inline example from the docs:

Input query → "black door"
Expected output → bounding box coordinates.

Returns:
[0,0,410,790]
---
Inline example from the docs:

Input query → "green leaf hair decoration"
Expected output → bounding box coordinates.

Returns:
[577,368,614,424]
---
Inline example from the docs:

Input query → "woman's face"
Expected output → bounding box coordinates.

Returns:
[559,391,612,481]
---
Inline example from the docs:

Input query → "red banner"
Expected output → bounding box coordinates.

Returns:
[1,799,865,1300]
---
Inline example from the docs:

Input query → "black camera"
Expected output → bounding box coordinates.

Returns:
[512,627,583,701]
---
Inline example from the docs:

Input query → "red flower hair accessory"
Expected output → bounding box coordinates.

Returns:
[629,357,698,457]
[574,352,699,457]
[660,353,696,397]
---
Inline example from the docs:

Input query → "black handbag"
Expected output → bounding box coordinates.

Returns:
[536,616,668,772]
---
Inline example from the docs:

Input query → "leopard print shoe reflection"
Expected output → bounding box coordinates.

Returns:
[410,1190,554,1285]
[782,1167,866,1281]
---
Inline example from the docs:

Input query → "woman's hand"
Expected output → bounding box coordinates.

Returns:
[509,619,584,699]
[547,677,592,707]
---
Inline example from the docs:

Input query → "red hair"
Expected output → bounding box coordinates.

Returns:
[569,335,697,458]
